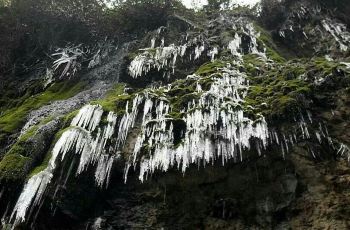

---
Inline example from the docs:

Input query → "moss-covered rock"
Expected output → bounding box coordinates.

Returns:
[0,117,62,181]
[0,80,86,134]
[92,83,133,114]
[0,153,31,181]
[195,60,227,76]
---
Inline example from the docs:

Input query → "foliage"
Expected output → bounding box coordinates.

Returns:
[105,0,185,35]
[0,0,188,77]
[205,0,231,10]
[0,0,102,76]
[195,61,227,76]
[259,0,289,29]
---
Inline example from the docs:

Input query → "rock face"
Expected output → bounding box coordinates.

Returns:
[1,0,350,229]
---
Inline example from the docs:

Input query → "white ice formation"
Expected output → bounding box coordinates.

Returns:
[228,23,267,60]
[125,66,270,182]
[52,45,85,79]
[208,47,219,61]
[128,44,188,78]
[337,143,350,162]
[128,31,209,79]
[321,18,350,52]
[10,105,120,226]
[129,21,270,79]
[10,59,329,228]
[228,33,242,58]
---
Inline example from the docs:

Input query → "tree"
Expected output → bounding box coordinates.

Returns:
[205,0,231,10]
[107,0,184,35]
[259,0,287,28]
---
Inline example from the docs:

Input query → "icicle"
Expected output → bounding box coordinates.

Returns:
[95,155,117,188]
[71,104,103,131]
[245,23,267,59]
[150,38,156,48]
[10,128,86,227]
[315,132,322,143]
[228,34,242,57]
[92,217,103,230]
[279,30,285,38]
[194,43,205,60]
[306,110,313,123]
[208,47,218,62]
[128,43,190,78]
[340,62,350,70]
[115,95,143,150]
[9,103,120,227]
[310,148,316,159]
[125,66,270,182]
[322,18,350,52]
[337,143,350,161]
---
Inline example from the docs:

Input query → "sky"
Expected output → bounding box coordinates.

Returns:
[181,0,261,9]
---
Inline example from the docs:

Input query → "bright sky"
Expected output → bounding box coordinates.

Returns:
[181,0,261,8]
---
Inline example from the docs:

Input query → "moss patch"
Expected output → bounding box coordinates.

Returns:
[0,80,87,134]
[29,151,52,178]
[0,115,61,181]
[254,23,286,63]
[28,125,71,178]
[0,123,42,180]
[92,83,133,114]
[244,60,313,119]
[195,60,226,76]
[0,153,31,181]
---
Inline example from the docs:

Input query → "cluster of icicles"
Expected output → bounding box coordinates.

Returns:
[278,3,321,39]
[128,22,267,79]
[277,4,350,53]
[128,34,207,79]
[9,67,338,228]
[9,104,122,226]
[228,23,267,61]
[321,18,350,52]
[126,67,269,182]
[8,65,270,227]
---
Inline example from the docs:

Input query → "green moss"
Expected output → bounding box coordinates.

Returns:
[6,143,26,156]
[245,63,311,119]
[0,153,31,181]
[0,80,87,133]
[29,151,52,178]
[313,57,337,75]
[167,79,199,117]
[63,110,79,126]
[28,126,70,178]
[266,47,286,63]
[20,125,39,142]
[92,83,132,114]
[195,60,226,76]
[243,54,266,76]
[4,125,40,159]
[0,116,58,181]
[254,23,286,63]
[170,92,201,116]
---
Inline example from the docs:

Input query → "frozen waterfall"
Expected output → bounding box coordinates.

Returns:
[125,66,270,182]
[9,104,119,227]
